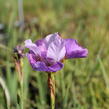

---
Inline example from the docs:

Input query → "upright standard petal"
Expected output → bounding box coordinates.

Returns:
[47,36,66,61]
[65,39,88,59]
[44,32,61,47]
[24,39,41,56]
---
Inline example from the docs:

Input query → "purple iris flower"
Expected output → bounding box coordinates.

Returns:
[24,33,88,72]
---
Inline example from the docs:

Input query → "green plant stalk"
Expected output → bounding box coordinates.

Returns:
[48,73,55,109]
[20,80,24,109]
[18,59,24,109]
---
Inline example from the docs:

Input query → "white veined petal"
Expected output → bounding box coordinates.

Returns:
[47,38,66,61]
[44,32,60,47]
[57,46,66,61]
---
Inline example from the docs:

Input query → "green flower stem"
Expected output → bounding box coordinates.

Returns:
[48,73,55,109]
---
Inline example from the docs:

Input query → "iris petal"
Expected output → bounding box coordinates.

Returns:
[44,33,60,47]
[35,39,47,57]
[27,53,63,72]
[64,39,88,59]
[27,53,49,71]
[48,62,64,72]
[25,39,41,56]
[47,34,66,61]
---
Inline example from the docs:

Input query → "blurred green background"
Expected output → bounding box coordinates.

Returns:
[0,0,109,109]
